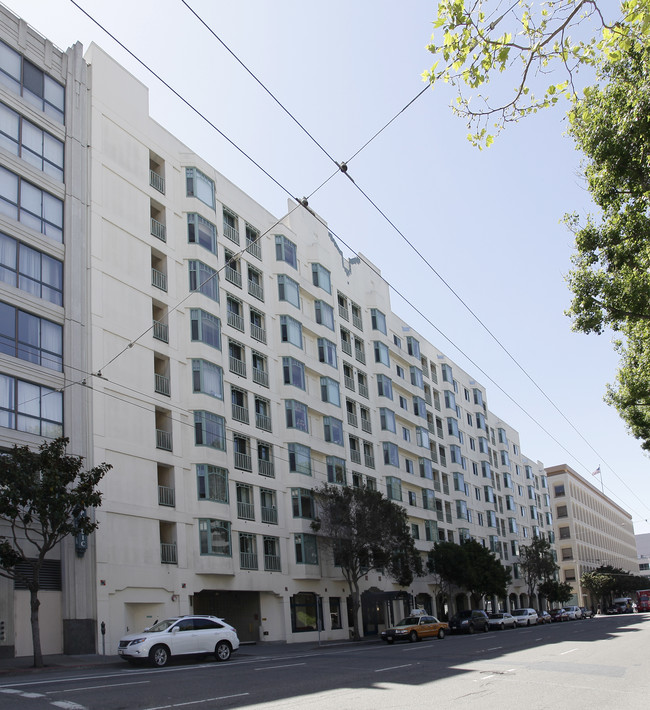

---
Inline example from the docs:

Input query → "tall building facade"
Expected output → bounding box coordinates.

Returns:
[546,464,638,606]
[0,5,93,657]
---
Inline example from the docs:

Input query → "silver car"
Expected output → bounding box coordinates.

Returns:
[511,608,538,626]
[488,612,517,630]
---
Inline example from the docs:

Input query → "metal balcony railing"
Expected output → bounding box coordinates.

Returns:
[361,418,371,434]
[156,429,172,451]
[250,323,266,343]
[158,485,175,507]
[246,239,261,260]
[347,412,358,428]
[344,375,355,391]
[149,170,165,194]
[256,413,272,432]
[261,506,278,524]
[258,459,274,478]
[248,279,264,301]
[232,404,249,424]
[350,450,361,464]
[225,266,242,288]
[160,542,177,564]
[150,217,166,242]
[252,368,268,387]
[151,268,167,292]
[240,551,258,570]
[358,383,369,399]
[153,320,168,343]
[224,223,239,244]
[264,554,281,572]
[234,452,252,471]
[155,373,170,396]
[227,311,245,331]
[229,356,246,377]
[338,304,349,321]
[237,500,255,520]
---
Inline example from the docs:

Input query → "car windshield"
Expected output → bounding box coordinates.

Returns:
[396,617,421,626]
[145,619,178,632]
[511,610,526,616]
[489,613,504,619]
[455,611,472,619]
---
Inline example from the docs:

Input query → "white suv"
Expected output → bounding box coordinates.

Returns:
[564,606,583,620]
[118,615,239,667]
[511,608,538,626]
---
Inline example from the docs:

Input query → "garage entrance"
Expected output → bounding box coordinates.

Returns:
[193,590,260,643]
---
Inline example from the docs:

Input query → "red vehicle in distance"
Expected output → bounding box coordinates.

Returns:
[637,590,650,612]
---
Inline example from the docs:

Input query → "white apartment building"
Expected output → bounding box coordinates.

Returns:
[546,464,638,606]
[0,5,93,658]
[636,533,650,579]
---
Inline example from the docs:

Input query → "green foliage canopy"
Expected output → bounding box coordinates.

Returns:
[518,535,559,599]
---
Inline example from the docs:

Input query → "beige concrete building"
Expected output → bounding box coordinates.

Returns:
[546,464,638,607]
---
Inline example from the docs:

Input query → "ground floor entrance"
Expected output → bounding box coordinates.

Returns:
[193,590,261,643]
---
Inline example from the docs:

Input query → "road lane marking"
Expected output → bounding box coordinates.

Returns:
[47,681,150,694]
[143,693,249,709]
[255,663,306,671]
[375,664,412,672]
[560,648,578,655]
[487,647,502,651]
[51,702,87,710]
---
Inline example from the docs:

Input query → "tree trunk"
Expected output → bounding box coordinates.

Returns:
[29,587,43,668]
[350,580,361,641]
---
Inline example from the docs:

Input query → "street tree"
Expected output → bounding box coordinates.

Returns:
[0,438,111,667]
[427,541,469,615]
[519,536,559,602]
[581,570,615,607]
[538,579,574,606]
[424,0,650,146]
[311,484,423,640]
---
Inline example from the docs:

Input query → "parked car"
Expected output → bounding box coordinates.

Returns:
[118,615,239,667]
[380,614,448,643]
[511,608,538,626]
[449,610,490,634]
[536,610,552,624]
[488,612,517,630]
[549,608,569,622]
[564,606,583,620]
[580,607,594,619]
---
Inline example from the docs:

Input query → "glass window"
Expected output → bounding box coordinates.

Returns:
[186,167,215,208]
[417,427,431,449]
[278,274,300,307]
[194,410,226,450]
[320,377,341,406]
[289,443,312,475]
[189,260,219,302]
[413,396,426,418]
[294,534,318,564]
[419,457,433,479]
[196,464,228,502]
[377,374,393,399]
[312,263,331,293]
[199,519,230,556]
[326,456,346,484]
[317,337,337,368]
[0,301,62,371]
[283,357,305,389]
[275,234,297,268]
[192,359,223,399]
[280,315,303,348]
[286,399,309,432]
[444,390,456,410]
[370,308,386,334]
[0,373,62,437]
[379,407,396,432]
[410,366,424,389]
[441,363,453,382]
[187,213,217,253]
[323,416,344,445]
[190,309,221,350]
[314,300,334,330]
[374,341,390,366]
[292,487,315,518]
[386,475,402,500]
[406,336,420,358]
[383,442,399,467]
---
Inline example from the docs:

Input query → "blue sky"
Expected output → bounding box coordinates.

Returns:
[15,0,650,536]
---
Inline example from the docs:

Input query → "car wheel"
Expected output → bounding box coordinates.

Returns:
[500,623,505,630]
[468,624,475,635]
[438,628,445,640]
[386,637,394,644]
[409,630,419,643]
[527,620,530,626]
[215,640,232,662]
[149,644,170,667]
[483,623,489,632]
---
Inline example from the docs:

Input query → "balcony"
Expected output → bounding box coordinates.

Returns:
[248,279,264,301]
[155,373,170,397]
[261,506,278,524]
[361,418,372,434]
[224,223,239,244]
[160,542,177,564]
[259,459,275,478]
[264,554,281,572]
[240,551,258,570]
[150,217,166,242]
[344,375,355,391]
[237,500,255,520]
[228,311,245,331]
[338,304,349,321]
[252,367,269,387]
[350,450,361,464]
[153,320,168,343]
[358,383,369,399]
[246,239,261,260]
[232,404,249,424]
[256,413,272,432]
[354,347,365,364]
[149,170,165,194]
[347,412,358,428]
[250,323,266,343]
[229,356,246,377]
[341,340,352,356]
[364,452,375,469]
[352,313,362,330]
[225,266,242,288]
[234,452,252,471]
[151,268,167,292]
[156,429,172,451]
[158,485,175,507]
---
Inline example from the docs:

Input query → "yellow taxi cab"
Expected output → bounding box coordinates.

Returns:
[380,610,448,644]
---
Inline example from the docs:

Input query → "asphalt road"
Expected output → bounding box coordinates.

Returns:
[0,614,648,710]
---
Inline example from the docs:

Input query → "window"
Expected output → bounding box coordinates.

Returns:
[413,396,427,418]
[393,335,402,348]
[317,338,337,368]
[399,395,408,411]
[370,308,387,334]
[500,450,510,467]
[383,442,399,467]
[249,308,265,342]
[0,233,62,306]
[196,464,228,503]
[320,377,341,406]
[476,412,486,430]
[556,505,568,518]
[396,364,405,378]
[290,592,318,631]
[312,263,331,293]
[0,166,63,241]
[417,427,430,449]
[278,274,300,307]
[554,484,565,497]
[456,500,468,520]
[386,476,402,501]
[406,336,420,358]
[189,260,219,302]
[286,400,308,432]
[315,300,335,330]
[283,357,305,389]
[0,102,64,180]
[0,373,62,437]
[378,407,396,432]
[410,366,424,389]
[194,410,226,450]
[330,597,342,629]
[323,416,344,445]
[0,302,62,371]
[246,223,262,259]
[327,456,347,484]
[481,461,492,478]
[190,309,221,350]
[419,458,433,479]
[187,213,216,253]
[410,522,420,539]
[186,168,215,208]
[444,390,456,410]
[377,374,393,399]
[0,42,65,122]
[260,487,277,524]
[275,234,297,268]
[222,207,239,244]
[441,363,453,382]
[289,443,312,475]
[280,315,303,348]
[199,519,230,556]
[402,427,411,442]
[374,341,390,366]
[405,458,414,474]
[226,295,244,331]
[294,534,318,564]
[453,471,465,491]
[447,417,459,438]
[192,359,223,399]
